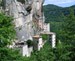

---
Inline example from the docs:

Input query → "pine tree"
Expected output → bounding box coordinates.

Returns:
[62,9,75,46]
[61,9,75,61]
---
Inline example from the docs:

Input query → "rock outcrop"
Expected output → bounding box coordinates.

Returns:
[2,0,45,42]
[2,0,56,57]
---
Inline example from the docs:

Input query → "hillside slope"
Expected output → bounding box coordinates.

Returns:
[43,4,75,22]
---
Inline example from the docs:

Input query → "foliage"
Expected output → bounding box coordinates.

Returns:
[0,47,21,61]
[41,34,48,40]
[0,13,16,61]
[0,0,2,5]
[26,39,33,47]
[53,41,71,61]
[60,9,75,61]
[43,4,75,22]
[60,9,75,45]
[29,41,71,61]
[13,41,71,61]
[0,13,16,47]
[0,3,75,61]
[44,4,75,61]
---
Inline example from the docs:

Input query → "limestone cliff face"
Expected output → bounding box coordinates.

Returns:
[3,0,45,41]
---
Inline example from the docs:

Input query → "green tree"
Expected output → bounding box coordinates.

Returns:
[0,13,17,61]
[61,9,75,45]
[0,13,15,47]
[53,41,71,61]
[60,9,75,61]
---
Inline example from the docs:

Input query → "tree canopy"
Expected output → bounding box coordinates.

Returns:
[0,13,16,47]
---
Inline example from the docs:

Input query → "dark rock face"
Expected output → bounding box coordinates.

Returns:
[17,0,25,4]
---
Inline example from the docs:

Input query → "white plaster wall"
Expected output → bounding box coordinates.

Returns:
[52,34,56,48]
[22,45,30,57]
[0,7,3,13]
[28,47,33,54]
[43,24,47,31]
[38,38,43,51]
[44,23,50,32]
[47,23,50,32]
